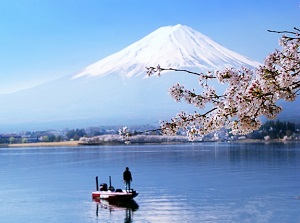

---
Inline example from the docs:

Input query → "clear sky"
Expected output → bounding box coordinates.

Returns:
[0,0,299,94]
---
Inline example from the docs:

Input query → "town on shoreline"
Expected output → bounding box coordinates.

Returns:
[1,120,299,147]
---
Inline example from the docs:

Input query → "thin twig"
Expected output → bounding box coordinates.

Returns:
[267,29,297,35]
[147,66,216,78]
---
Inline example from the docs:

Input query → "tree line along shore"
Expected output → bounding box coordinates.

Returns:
[2,120,299,147]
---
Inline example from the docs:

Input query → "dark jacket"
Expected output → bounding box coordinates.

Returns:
[123,170,132,182]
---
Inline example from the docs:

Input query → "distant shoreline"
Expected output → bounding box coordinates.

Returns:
[8,141,79,147]
[6,138,299,148]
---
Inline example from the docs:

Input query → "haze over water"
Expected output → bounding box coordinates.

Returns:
[0,142,299,222]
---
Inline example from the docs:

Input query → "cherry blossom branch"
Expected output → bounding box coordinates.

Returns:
[146,65,215,79]
[118,127,162,141]
[267,28,298,35]
[267,27,300,39]
[121,28,299,142]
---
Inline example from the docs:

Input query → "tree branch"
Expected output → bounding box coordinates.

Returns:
[267,27,300,39]
[146,66,216,79]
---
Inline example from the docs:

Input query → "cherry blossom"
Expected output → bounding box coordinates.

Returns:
[122,28,300,141]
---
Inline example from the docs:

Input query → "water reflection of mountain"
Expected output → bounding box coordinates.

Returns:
[94,199,139,223]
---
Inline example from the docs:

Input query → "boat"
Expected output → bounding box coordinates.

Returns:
[92,176,138,201]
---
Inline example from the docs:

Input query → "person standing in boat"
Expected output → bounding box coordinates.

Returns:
[123,167,132,191]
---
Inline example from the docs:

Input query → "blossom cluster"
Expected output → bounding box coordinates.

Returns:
[146,29,300,140]
[118,126,130,139]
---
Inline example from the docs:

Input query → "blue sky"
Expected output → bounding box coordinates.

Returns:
[0,0,299,94]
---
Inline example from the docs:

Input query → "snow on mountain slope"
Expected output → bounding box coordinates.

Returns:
[73,24,260,79]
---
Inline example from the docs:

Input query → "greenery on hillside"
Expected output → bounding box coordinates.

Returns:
[248,120,298,140]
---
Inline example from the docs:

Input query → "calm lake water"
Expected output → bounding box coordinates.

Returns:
[0,142,299,223]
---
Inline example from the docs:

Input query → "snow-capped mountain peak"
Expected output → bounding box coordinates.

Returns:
[73,24,261,79]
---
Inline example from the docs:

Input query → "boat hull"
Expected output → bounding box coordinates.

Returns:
[92,190,138,201]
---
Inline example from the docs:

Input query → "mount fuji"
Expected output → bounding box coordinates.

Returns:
[73,24,260,79]
[0,24,297,131]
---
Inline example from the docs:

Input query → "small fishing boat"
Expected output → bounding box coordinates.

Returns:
[92,176,138,201]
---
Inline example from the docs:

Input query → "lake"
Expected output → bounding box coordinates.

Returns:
[0,142,299,223]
